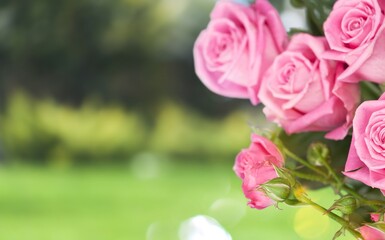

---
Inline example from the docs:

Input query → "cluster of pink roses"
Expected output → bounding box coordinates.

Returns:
[194,0,385,197]
[194,0,385,238]
[194,0,363,140]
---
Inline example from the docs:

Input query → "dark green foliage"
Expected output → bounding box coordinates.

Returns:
[280,131,351,169]
[290,0,336,35]
[279,131,351,189]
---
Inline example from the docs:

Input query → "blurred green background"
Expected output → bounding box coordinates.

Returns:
[0,0,353,239]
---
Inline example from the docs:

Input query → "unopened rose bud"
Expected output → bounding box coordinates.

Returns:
[260,177,291,203]
[273,166,296,187]
[328,195,359,215]
[371,213,385,222]
[307,142,330,167]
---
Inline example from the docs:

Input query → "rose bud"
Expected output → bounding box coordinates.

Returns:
[307,142,331,167]
[328,195,359,215]
[260,177,291,203]
[233,134,285,209]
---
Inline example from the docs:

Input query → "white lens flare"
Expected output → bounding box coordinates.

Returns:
[178,215,232,240]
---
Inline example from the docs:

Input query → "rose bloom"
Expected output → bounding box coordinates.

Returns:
[359,225,385,240]
[372,213,385,222]
[324,0,385,83]
[233,134,284,209]
[357,213,385,240]
[258,33,359,140]
[193,0,287,105]
[344,93,385,195]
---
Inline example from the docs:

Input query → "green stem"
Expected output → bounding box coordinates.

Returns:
[282,141,385,213]
[285,199,308,207]
[283,148,327,177]
[300,196,363,239]
[341,185,385,211]
[291,170,329,184]
[322,161,344,188]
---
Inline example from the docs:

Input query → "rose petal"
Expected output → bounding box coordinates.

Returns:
[359,225,385,240]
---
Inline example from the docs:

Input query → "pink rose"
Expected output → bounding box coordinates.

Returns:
[233,134,284,209]
[359,225,385,240]
[258,33,360,140]
[357,213,385,240]
[371,213,385,222]
[193,0,287,105]
[324,0,385,83]
[344,93,385,195]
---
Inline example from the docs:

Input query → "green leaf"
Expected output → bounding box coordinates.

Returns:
[360,81,382,101]
[290,0,305,8]
[302,0,336,35]
[287,28,311,36]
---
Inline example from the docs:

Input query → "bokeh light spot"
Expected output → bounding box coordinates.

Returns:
[209,198,246,227]
[294,206,330,239]
[178,215,232,240]
[130,152,162,180]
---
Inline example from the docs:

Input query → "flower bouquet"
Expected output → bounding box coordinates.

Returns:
[193,0,385,239]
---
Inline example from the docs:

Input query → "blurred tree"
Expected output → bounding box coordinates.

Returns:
[0,0,242,118]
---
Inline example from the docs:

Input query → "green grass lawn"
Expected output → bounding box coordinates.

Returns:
[0,160,354,240]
